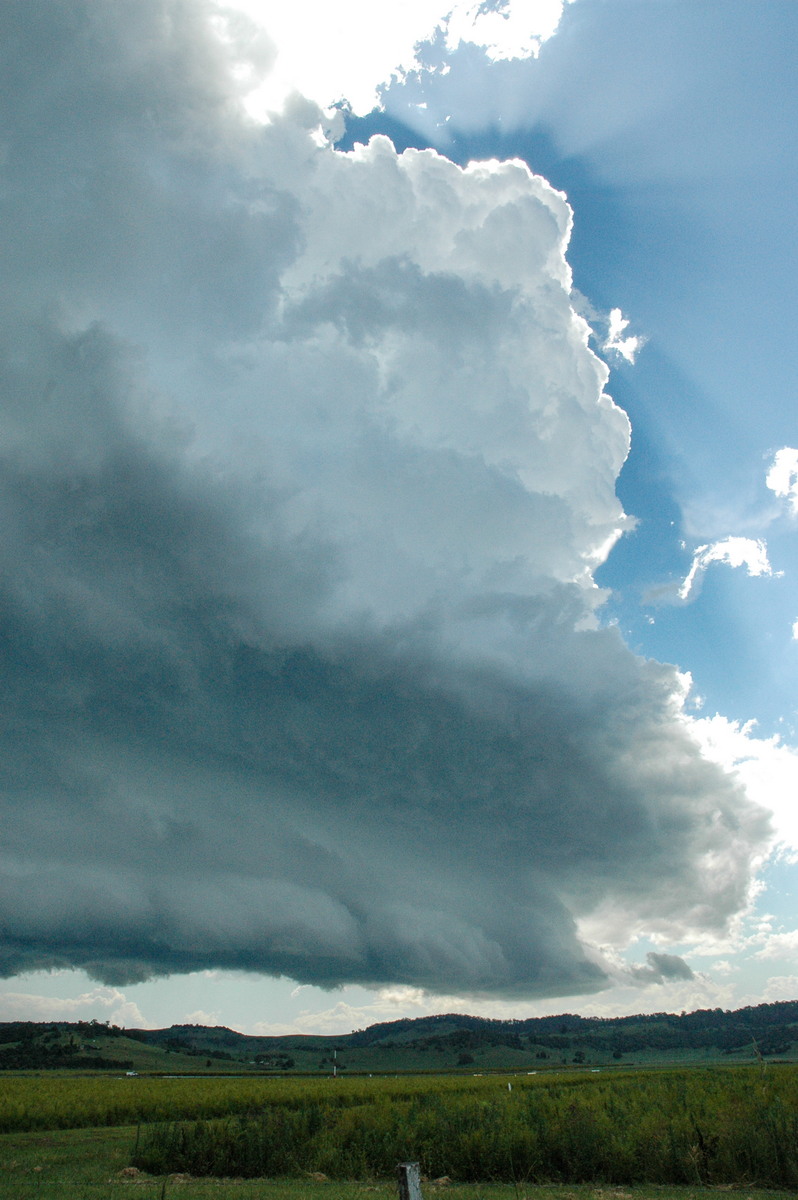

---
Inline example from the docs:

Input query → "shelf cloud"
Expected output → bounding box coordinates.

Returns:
[0,0,769,998]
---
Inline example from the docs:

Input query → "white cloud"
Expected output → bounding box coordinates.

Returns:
[185,1008,222,1025]
[250,972,745,1033]
[754,931,798,962]
[759,974,798,1001]
[689,714,798,859]
[766,447,798,516]
[443,0,568,62]
[252,986,431,1036]
[679,536,774,601]
[570,294,644,366]
[603,307,643,364]
[0,985,145,1027]
[219,0,572,117]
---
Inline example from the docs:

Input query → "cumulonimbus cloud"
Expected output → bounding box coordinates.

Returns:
[0,0,769,997]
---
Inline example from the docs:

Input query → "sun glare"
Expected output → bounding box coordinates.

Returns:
[212,0,571,118]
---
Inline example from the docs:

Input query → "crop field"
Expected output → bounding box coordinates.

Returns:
[0,1072,543,1134]
[1,1066,797,1198]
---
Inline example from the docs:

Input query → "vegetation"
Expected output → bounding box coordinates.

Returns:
[2,1002,798,1194]
[130,1067,798,1187]
[4,1125,797,1200]
[0,1072,572,1135]
[2,1065,798,1193]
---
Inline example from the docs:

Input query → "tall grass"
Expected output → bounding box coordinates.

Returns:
[133,1067,798,1187]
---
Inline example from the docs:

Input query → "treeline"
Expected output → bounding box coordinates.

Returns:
[350,1000,798,1041]
[0,1046,134,1070]
[348,1000,798,1056]
[391,1022,794,1058]
[2,998,797,1067]
[0,1021,134,1070]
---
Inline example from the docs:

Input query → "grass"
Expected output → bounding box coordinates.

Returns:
[1,1126,797,1200]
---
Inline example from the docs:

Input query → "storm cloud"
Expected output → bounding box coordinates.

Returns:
[0,0,769,998]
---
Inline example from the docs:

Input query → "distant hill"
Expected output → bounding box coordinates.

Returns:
[2,999,797,1072]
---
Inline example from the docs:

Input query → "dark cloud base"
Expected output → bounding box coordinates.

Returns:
[0,327,764,993]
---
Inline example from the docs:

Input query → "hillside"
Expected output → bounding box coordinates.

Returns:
[2,999,797,1073]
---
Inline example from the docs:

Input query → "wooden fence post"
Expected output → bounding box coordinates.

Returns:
[397,1162,423,1200]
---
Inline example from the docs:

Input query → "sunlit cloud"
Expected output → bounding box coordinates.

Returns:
[185,1008,222,1025]
[754,930,798,961]
[217,0,572,117]
[0,984,145,1027]
[443,0,568,62]
[678,537,775,601]
[603,307,644,364]
[767,447,798,516]
[758,975,798,1001]
[571,293,645,367]
[689,714,798,860]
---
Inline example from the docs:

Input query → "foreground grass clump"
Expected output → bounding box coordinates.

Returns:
[133,1067,798,1187]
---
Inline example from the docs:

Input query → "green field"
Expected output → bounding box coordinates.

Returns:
[1,1067,797,1197]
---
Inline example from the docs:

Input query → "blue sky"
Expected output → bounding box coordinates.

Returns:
[1,0,797,1034]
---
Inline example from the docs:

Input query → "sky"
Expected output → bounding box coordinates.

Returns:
[1,0,797,1035]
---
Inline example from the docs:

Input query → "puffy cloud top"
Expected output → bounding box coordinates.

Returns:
[0,0,769,997]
